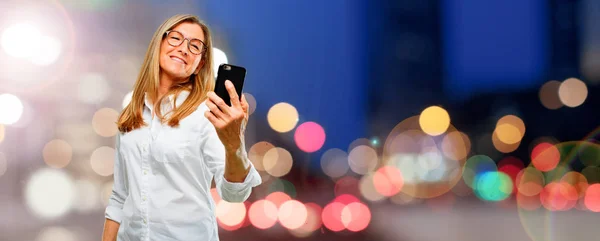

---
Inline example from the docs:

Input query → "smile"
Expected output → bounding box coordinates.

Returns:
[170,56,187,64]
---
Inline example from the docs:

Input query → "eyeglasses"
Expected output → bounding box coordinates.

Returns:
[164,30,206,55]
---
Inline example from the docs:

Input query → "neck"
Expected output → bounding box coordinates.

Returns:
[158,71,175,100]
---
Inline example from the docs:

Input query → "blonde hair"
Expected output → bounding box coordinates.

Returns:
[118,14,214,133]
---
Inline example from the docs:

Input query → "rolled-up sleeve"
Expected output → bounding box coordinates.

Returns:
[105,133,129,223]
[201,123,261,203]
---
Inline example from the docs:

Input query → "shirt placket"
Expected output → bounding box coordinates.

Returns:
[140,116,159,241]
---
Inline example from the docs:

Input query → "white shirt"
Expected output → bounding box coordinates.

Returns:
[105,90,261,241]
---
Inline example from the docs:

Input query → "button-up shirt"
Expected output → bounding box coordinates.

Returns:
[105,90,261,241]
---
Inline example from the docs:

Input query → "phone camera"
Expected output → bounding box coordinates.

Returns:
[224,65,231,71]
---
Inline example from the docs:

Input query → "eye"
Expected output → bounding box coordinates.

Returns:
[191,44,200,50]
[170,36,181,40]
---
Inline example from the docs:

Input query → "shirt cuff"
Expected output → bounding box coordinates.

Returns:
[221,160,262,193]
[105,205,124,224]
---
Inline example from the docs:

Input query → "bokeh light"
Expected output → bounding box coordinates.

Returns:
[584,184,600,212]
[348,138,373,152]
[25,168,75,219]
[278,200,308,230]
[517,192,541,210]
[212,47,228,78]
[474,171,513,202]
[359,173,386,202]
[0,124,4,143]
[92,108,119,137]
[558,77,588,107]
[216,200,247,227]
[320,148,349,178]
[540,182,575,211]
[495,115,525,145]
[0,152,6,177]
[263,147,293,177]
[348,145,378,175]
[100,181,114,207]
[334,176,361,198]
[43,139,73,168]
[341,202,371,232]
[243,92,257,115]
[289,203,322,237]
[294,121,326,153]
[498,156,524,193]
[248,141,275,171]
[538,80,563,109]
[463,155,497,188]
[267,178,297,198]
[1,23,41,58]
[77,73,110,104]
[419,106,450,136]
[516,167,545,196]
[441,131,471,161]
[322,202,346,232]
[0,93,24,125]
[266,191,292,209]
[492,131,521,153]
[35,226,76,241]
[267,102,299,133]
[122,91,133,109]
[531,142,560,172]
[90,146,115,176]
[248,200,278,229]
[560,171,589,198]
[73,179,100,212]
[30,35,62,66]
[372,165,404,197]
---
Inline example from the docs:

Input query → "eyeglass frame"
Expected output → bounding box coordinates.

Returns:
[164,30,207,55]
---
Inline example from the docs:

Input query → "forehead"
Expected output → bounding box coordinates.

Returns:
[171,22,205,41]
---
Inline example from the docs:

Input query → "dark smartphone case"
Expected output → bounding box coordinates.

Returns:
[214,64,246,106]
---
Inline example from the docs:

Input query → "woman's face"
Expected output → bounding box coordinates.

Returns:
[159,22,205,83]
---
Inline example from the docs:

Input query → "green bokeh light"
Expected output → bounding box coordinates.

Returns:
[474,171,513,202]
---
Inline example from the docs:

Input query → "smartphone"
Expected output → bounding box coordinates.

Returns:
[214,64,246,106]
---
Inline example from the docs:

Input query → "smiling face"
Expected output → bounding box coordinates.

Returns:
[159,21,206,85]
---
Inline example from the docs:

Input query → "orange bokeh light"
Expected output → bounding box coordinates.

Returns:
[584,184,600,212]
[531,143,560,172]
[372,166,404,197]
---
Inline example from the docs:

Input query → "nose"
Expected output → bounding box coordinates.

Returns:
[176,39,189,56]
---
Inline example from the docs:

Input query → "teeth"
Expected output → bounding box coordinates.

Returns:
[171,57,185,64]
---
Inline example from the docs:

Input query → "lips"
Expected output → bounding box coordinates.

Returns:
[170,55,187,64]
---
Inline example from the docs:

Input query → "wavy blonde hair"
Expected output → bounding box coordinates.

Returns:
[118,14,214,133]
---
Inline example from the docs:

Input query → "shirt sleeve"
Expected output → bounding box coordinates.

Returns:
[201,121,262,203]
[105,133,129,223]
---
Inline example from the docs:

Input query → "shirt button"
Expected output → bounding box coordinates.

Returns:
[142,196,147,201]
[143,170,148,175]
[143,219,147,224]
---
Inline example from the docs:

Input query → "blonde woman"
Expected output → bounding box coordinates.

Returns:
[101,14,261,241]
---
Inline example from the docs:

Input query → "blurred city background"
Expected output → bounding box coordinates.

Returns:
[0,0,599,240]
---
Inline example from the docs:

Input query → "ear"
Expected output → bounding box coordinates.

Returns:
[194,59,205,75]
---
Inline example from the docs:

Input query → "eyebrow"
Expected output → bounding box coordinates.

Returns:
[173,30,204,42]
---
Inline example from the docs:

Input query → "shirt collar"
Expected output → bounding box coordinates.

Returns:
[144,90,190,111]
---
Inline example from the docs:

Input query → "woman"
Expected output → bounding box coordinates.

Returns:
[101,14,261,241]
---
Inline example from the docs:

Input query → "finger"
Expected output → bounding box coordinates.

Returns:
[207,91,231,117]
[204,110,224,128]
[205,99,227,121]
[225,80,241,108]
[241,93,249,114]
